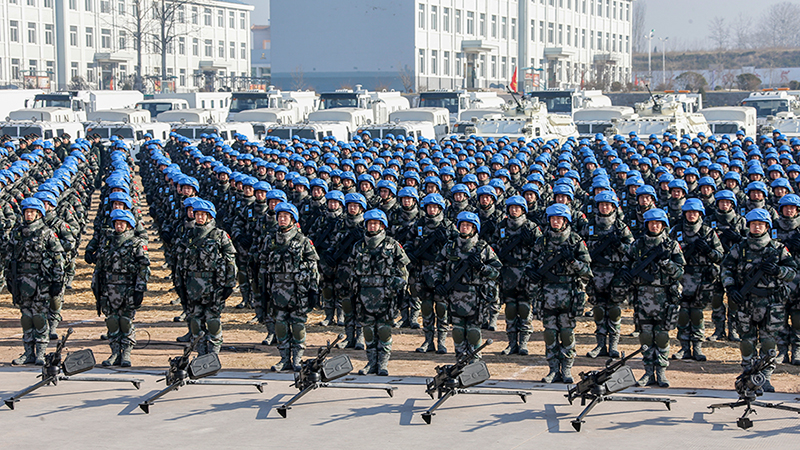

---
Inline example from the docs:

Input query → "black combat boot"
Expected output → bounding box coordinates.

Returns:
[586,334,608,358]
[518,332,531,356]
[692,341,707,362]
[11,343,36,365]
[271,348,292,372]
[637,365,655,387]
[358,349,377,375]
[501,332,519,355]
[436,331,448,354]
[608,333,620,358]
[542,359,562,383]
[102,341,121,367]
[655,366,670,388]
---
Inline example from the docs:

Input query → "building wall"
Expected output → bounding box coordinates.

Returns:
[271,0,414,92]
[0,0,253,92]
[250,24,270,80]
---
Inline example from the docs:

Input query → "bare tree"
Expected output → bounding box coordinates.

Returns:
[105,0,151,92]
[708,16,730,50]
[731,13,752,50]
[291,66,306,91]
[398,64,415,93]
[757,2,800,48]
[631,0,647,53]
[151,1,200,90]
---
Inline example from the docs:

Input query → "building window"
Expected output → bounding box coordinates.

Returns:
[118,1,125,15]
[567,25,571,46]
[491,55,496,78]
[491,15,496,38]
[479,13,486,37]
[626,35,630,52]
[501,17,507,39]
[193,38,199,56]
[86,27,93,47]
[45,24,54,45]
[583,0,587,13]
[86,63,94,82]
[101,29,111,48]
[218,40,224,58]
[431,5,437,31]
[240,12,246,29]
[597,32,602,50]
[119,30,127,50]
[178,37,185,55]
[9,21,18,43]
[418,4,425,29]
[70,62,78,80]
[70,26,77,46]
[204,8,212,26]
[612,33,616,51]
[230,41,235,59]
[192,7,198,24]
[11,59,20,80]
[204,39,212,57]
[119,64,126,78]
[466,12,474,35]
[539,21,545,42]
[29,60,37,76]
[46,60,54,76]
[548,23,554,44]
[582,29,586,48]
[456,53,463,76]
[501,56,507,79]
[180,68,186,86]
[444,51,450,75]
[100,0,110,13]
[69,0,77,9]
[455,10,462,33]
[598,0,602,15]
[558,24,563,44]
[85,0,92,12]
[27,23,36,44]
[241,43,246,59]
[511,57,516,74]
[218,9,224,27]
[479,54,485,77]
[511,18,516,40]
[428,49,436,75]
[418,49,425,74]
[606,0,610,17]
[606,32,610,51]
[27,0,36,6]
[443,7,450,32]
[613,1,617,19]
[229,11,235,28]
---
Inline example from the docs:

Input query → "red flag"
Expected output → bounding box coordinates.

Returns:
[509,67,518,93]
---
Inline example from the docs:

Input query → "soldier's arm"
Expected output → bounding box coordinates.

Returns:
[661,240,685,280]
[777,245,798,283]
[219,232,238,288]
[134,239,151,292]
[45,231,66,283]
[479,245,501,281]
[707,230,724,263]
[302,238,321,288]
[721,245,741,289]
[570,239,593,279]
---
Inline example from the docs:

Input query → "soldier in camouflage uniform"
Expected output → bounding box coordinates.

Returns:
[346,209,410,376]
[581,191,634,359]
[260,202,320,372]
[620,208,684,388]
[230,176,258,309]
[527,204,592,383]
[9,198,65,365]
[388,187,423,329]
[94,210,150,367]
[771,194,800,364]
[309,190,345,327]
[722,208,797,391]
[434,212,501,358]
[175,200,237,355]
[669,199,723,361]
[493,195,541,356]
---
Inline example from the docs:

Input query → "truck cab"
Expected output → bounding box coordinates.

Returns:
[1,107,84,140]
[135,99,190,118]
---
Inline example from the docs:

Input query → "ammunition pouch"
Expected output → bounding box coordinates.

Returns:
[321,354,353,382]
[188,353,221,379]
[62,349,96,376]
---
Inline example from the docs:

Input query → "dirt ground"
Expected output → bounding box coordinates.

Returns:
[2,184,800,394]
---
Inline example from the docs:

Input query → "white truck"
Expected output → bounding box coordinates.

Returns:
[156,108,228,125]
[610,92,711,138]
[460,97,578,144]
[307,108,373,140]
[155,92,231,115]
[32,90,144,121]
[84,109,171,156]
[740,89,800,125]
[417,90,505,124]
[1,107,85,140]
[387,107,450,140]
[170,122,255,143]
[0,89,43,121]
[135,99,190,118]
[700,106,757,137]
[265,122,351,142]
[235,108,298,139]
[574,106,636,139]
[227,87,318,122]
[317,84,410,124]
[526,89,612,117]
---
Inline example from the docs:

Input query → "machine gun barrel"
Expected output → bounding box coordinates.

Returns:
[567,345,645,402]
[426,339,492,398]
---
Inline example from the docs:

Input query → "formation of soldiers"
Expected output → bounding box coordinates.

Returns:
[6,124,800,392]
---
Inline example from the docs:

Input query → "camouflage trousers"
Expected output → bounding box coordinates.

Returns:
[451,314,482,357]
[318,272,338,316]
[588,291,623,338]
[412,274,448,334]
[501,290,533,334]
[18,296,50,344]
[677,286,720,342]
[362,313,393,354]
[188,298,224,349]
[235,254,252,306]
[541,309,577,361]
[274,308,307,351]
[48,292,64,326]
[737,299,784,363]
[102,303,137,348]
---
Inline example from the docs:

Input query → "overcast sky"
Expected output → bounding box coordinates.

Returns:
[641,0,794,51]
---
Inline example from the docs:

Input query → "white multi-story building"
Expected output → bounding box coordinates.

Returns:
[272,0,631,93]
[0,0,253,92]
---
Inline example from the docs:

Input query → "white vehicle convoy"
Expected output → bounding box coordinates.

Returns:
[155,92,231,115]
[227,87,318,122]
[574,106,636,139]
[235,108,298,139]
[307,108,373,139]
[135,99,190,118]
[265,122,351,142]
[417,90,505,124]
[0,89,43,121]
[609,92,711,138]
[170,122,255,143]
[32,90,144,121]
[84,109,171,156]
[0,107,85,140]
[740,89,800,125]
[317,85,410,124]
[700,106,758,137]
[388,107,451,140]
[156,108,228,125]
[460,96,578,144]
[526,89,613,117]
[759,111,800,139]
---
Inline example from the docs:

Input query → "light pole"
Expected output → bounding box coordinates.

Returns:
[659,37,669,88]
[646,29,654,83]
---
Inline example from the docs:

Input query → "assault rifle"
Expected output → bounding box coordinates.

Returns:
[4,328,142,410]
[589,231,619,266]
[739,253,778,298]
[627,245,668,283]
[565,345,675,431]
[534,247,571,283]
[276,334,395,418]
[708,349,800,429]
[410,228,448,263]
[138,332,266,414]
[326,228,361,265]
[421,339,530,424]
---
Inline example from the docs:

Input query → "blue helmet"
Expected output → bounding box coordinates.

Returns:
[275,202,299,223]
[779,193,800,209]
[20,198,46,217]
[193,199,217,219]
[266,189,288,202]
[376,179,398,196]
[682,198,706,215]
[643,208,670,228]
[668,179,688,194]
[325,190,345,206]
[476,185,498,201]
[745,208,772,228]
[33,191,58,208]
[398,187,420,202]
[546,203,572,222]
[745,181,768,196]
[254,181,272,192]
[505,195,529,213]
[345,193,367,211]
[456,211,481,233]
[594,190,619,208]
[714,189,738,208]
[451,183,471,197]
[110,209,136,229]
[108,191,133,209]
[422,193,447,210]
[364,209,389,228]
[636,185,657,198]
[552,183,575,200]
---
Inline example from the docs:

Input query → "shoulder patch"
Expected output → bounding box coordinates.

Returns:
[143,245,148,251]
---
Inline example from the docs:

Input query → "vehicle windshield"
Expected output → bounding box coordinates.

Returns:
[476,121,526,134]
[136,102,174,117]
[1,125,43,138]
[616,120,670,135]
[419,93,460,114]
[267,129,316,140]
[711,123,740,134]
[741,99,789,117]
[319,93,358,109]
[91,127,135,139]
[528,91,572,114]
[33,98,70,108]
[230,94,270,113]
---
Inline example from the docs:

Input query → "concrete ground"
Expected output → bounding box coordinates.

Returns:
[2,366,800,449]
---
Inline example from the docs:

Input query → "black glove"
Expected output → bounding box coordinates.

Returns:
[433,227,448,242]
[434,284,449,297]
[219,287,234,301]
[723,228,743,243]
[324,253,336,267]
[468,252,482,268]
[727,288,744,304]
[49,283,62,298]
[132,291,144,308]
[619,270,634,285]
[84,251,96,265]
[526,267,542,283]
[407,251,419,266]
[308,290,319,309]
[761,261,780,276]
[788,236,800,252]
[521,226,534,244]
[694,238,710,253]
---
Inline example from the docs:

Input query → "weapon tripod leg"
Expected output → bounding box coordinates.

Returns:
[4,378,52,410]
[322,382,397,397]
[421,389,455,424]
[707,399,748,413]
[276,383,317,418]
[187,379,267,393]
[572,396,604,432]
[58,375,144,390]
[457,388,531,402]
[138,382,183,414]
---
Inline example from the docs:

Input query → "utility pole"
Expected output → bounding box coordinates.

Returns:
[659,36,669,87]
[646,29,654,83]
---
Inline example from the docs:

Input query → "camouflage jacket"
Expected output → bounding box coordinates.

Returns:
[258,225,320,311]
[7,218,65,302]
[722,236,797,302]
[176,220,237,302]
[95,230,150,307]
[434,235,501,318]
[526,228,592,313]
[345,231,410,316]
